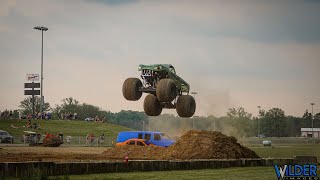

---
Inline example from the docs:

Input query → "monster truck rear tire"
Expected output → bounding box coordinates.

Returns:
[144,94,162,116]
[122,78,143,101]
[176,95,196,117]
[156,79,177,102]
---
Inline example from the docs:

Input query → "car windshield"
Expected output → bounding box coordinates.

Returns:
[160,133,172,140]
[0,132,8,136]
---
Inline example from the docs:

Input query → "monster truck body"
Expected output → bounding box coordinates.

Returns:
[123,64,196,117]
[138,64,189,94]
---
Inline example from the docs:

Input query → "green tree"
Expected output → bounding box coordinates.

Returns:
[227,107,252,119]
[260,108,287,137]
[222,107,254,137]
[19,96,50,115]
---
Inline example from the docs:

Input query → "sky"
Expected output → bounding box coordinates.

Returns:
[0,0,320,117]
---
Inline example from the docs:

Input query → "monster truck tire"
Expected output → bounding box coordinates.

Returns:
[176,95,196,117]
[122,78,143,101]
[144,94,162,116]
[156,79,177,102]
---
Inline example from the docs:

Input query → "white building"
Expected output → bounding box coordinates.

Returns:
[301,128,320,138]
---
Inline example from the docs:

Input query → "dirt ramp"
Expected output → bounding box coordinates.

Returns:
[164,130,259,160]
[103,130,259,160]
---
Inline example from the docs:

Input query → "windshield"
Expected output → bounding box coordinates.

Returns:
[0,132,8,136]
[160,133,172,140]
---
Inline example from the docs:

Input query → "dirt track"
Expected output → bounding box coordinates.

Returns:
[0,146,111,162]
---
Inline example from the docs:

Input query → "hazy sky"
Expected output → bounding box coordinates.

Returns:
[0,0,319,117]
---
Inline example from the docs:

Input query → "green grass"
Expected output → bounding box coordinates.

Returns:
[250,144,320,160]
[53,167,282,180]
[0,119,132,139]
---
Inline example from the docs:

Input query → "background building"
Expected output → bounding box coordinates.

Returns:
[301,128,320,138]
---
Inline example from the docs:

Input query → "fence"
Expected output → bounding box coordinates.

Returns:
[10,135,117,147]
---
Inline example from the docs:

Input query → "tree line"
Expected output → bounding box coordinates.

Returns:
[4,97,320,137]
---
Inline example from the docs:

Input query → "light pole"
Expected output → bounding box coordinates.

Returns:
[34,26,48,119]
[311,103,315,145]
[257,106,261,138]
[191,92,197,129]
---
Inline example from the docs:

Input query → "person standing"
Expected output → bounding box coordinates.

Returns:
[99,133,105,146]
[58,132,64,141]
[66,136,72,145]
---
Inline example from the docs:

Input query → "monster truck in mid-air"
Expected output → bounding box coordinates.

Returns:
[122,64,196,117]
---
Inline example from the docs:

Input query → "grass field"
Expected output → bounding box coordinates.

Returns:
[251,144,320,160]
[55,166,319,180]
[0,119,132,139]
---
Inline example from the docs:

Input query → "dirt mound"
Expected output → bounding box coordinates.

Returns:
[164,130,259,159]
[103,130,259,160]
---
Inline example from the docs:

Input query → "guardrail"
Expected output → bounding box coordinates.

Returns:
[1,157,317,178]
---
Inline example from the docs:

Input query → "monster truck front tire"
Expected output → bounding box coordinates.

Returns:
[122,78,143,101]
[156,79,177,102]
[176,95,196,117]
[144,94,162,116]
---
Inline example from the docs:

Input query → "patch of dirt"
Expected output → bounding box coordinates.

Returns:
[102,130,259,160]
[0,147,109,162]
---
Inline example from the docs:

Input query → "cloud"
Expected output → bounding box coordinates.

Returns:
[0,0,320,117]
[86,0,139,6]
[0,0,16,16]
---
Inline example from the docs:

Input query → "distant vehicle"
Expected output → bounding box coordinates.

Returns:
[262,140,272,147]
[116,131,175,147]
[85,117,94,122]
[21,131,41,144]
[0,130,14,143]
[116,138,152,147]
[259,134,266,138]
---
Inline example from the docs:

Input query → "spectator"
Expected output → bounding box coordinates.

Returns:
[86,133,95,144]
[66,136,72,144]
[26,119,31,128]
[33,123,38,129]
[99,133,105,145]
[9,110,13,119]
[58,132,63,140]
[11,123,18,129]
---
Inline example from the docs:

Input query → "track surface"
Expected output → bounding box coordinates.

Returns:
[0,146,111,162]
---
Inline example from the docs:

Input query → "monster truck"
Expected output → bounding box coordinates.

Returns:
[122,64,196,117]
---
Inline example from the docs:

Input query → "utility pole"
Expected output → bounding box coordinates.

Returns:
[257,106,261,138]
[311,103,315,145]
[34,26,48,119]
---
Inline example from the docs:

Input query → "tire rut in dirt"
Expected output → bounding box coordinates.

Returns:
[144,94,162,116]
[176,95,196,117]
[156,79,177,102]
[122,78,143,101]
